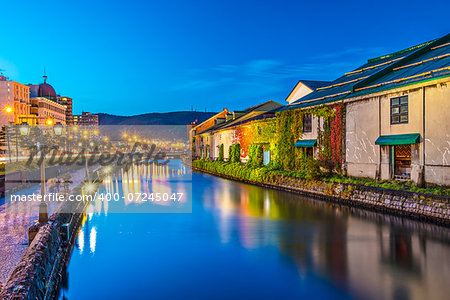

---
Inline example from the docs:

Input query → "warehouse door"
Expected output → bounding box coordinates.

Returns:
[393,144,411,180]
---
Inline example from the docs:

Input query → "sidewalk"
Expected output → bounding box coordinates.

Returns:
[0,167,92,285]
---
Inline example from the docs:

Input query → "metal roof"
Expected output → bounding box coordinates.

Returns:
[300,80,331,90]
[286,34,450,111]
[197,100,283,134]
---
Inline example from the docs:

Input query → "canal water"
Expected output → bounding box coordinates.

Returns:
[59,165,450,300]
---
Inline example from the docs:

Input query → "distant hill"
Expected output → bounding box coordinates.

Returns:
[98,111,217,125]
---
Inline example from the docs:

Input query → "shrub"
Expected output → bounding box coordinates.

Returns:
[305,158,322,180]
[218,144,224,161]
[192,159,450,197]
[229,143,241,163]
[248,144,263,167]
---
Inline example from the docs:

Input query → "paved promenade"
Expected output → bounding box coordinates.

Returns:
[0,168,89,286]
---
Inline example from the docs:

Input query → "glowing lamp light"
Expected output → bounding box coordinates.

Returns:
[93,129,99,135]
[103,136,109,142]
[5,106,12,114]
[19,122,30,136]
[83,182,96,194]
[46,119,53,125]
[53,122,64,136]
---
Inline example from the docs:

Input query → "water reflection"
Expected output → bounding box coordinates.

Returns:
[61,168,450,300]
[200,175,450,300]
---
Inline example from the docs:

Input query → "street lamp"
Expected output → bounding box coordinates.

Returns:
[5,105,12,115]
[19,122,48,223]
[53,122,64,136]
[46,118,53,126]
[19,122,30,136]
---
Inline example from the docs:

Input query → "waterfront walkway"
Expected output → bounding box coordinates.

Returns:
[0,168,89,286]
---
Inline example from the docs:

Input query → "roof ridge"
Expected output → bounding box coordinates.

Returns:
[353,33,450,92]
[368,39,436,63]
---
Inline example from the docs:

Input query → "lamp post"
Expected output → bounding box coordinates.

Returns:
[4,105,13,162]
[19,122,49,223]
[19,122,64,223]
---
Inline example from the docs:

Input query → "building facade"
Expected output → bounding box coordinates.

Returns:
[73,111,99,126]
[191,109,230,158]
[0,75,32,126]
[192,101,283,161]
[30,97,67,125]
[28,75,69,125]
[287,33,450,186]
[58,96,73,125]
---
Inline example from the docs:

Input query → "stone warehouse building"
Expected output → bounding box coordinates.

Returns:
[199,101,283,161]
[190,108,230,158]
[287,33,450,186]
[191,33,450,186]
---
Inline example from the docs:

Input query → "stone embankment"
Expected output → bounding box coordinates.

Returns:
[193,167,450,225]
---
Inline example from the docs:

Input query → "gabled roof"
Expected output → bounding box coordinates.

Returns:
[285,80,331,104]
[301,80,331,90]
[192,108,229,133]
[286,33,450,110]
[198,100,283,134]
[217,100,283,130]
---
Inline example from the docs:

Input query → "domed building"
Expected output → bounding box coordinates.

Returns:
[38,75,57,100]
[28,75,57,100]
[28,75,67,125]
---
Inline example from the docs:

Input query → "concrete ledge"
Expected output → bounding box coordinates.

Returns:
[193,167,450,226]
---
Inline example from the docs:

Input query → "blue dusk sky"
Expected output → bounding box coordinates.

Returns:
[1,0,449,115]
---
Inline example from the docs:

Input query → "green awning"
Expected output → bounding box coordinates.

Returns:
[375,133,420,145]
[294,139,317,147]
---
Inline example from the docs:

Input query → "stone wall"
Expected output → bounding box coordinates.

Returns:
[193,167,450,225]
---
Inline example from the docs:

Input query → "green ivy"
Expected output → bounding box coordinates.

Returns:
[218,144,224,161]
[229,143,241,163]
[248,144,263,167]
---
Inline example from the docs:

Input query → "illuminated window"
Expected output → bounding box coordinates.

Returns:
[391,96,408,124]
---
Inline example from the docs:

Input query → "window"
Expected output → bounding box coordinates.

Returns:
[303,114,312,132]
[391,96,408,124]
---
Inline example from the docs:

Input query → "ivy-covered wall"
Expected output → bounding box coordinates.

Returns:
[265,102,344,172]
[235,119,277,161]
[201,103,345,175]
